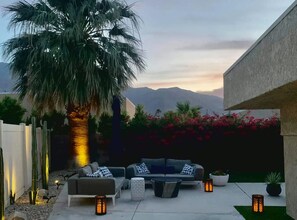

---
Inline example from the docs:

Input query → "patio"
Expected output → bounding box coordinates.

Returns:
[49,182,286,220]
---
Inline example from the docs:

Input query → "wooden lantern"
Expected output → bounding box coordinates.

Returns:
[95,195,107,215]
[204,179,213,192]
[252,194,264,213]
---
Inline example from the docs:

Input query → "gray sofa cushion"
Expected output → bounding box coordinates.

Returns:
[76,177,125,195]
[78,165,92,177]
[165,174,195,181]
[90,162,99,172]
[135,173,165,181]
[141,158,165,171]
[166,159,191,173]
[68,168,126,196]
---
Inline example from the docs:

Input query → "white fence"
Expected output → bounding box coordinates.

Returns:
[0,120,42,208]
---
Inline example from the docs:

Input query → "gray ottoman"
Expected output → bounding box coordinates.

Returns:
[131,177,145,201]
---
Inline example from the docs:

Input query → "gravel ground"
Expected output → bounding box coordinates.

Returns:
[4,170,75,220]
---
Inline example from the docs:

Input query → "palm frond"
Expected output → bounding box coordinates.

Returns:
[3,0,145,112]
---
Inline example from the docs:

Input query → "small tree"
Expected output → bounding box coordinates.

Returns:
[176,101,200,118]
[130,105,148,127]
[0,96,26,124]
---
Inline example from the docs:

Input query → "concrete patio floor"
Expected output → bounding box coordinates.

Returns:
[49,182,286,220]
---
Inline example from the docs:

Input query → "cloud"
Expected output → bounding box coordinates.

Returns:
[178,40,254,51]
[198,87,224,98]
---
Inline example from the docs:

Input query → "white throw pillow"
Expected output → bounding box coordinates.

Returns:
[136,162,150,174]
[99,166,113,177]
[86,169,103,177]
[180,164,194,175]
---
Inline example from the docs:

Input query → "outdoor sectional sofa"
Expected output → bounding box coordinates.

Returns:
[68,162,126,206]
[127,158,204,186]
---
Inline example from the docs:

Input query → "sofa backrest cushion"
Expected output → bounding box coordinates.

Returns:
[78,165,92,177]
[166,159,192,173]
[150,165,165,174]
[90,162,99,172]
[165,166,175,174]
[141,158,165,171]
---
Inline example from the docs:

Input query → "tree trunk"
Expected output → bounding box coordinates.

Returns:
[67,104,90,167]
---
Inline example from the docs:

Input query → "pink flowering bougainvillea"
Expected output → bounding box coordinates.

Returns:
[101,113,282,172]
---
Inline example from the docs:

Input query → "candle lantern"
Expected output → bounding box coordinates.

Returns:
[252,194,264,213]
[95,195,107,215]
[204,179,213,192]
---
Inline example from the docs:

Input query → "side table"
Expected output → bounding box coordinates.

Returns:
[131,177,145,201]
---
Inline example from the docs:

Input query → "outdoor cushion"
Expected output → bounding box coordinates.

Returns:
[135,173,165,181]
[166,159,191,173]
[165,166,175,174]
[99,166,113,177]
[151,165,165,174]
[180,164,194,175]
[165,174,195,181]
[78,165,92,177]
[90,162,99,173]
[86,169,103,177]
[141,158,165,171]
[136,162,150,174]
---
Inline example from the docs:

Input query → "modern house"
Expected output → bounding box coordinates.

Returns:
[224,2,297,219]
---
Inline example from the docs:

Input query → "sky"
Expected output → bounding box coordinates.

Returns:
[0,0,295,93]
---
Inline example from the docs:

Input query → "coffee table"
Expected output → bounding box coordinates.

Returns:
[151,177,182,198]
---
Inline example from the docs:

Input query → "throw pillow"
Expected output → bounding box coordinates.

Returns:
[136,162,150,174]
[99,166,113,177]
[86,169,103,177]
[150,165,165,174]
[78,165,92,177]
[180,164,194,175]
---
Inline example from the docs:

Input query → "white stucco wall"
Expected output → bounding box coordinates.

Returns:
[223,1,297,218]
[224,1,297,110]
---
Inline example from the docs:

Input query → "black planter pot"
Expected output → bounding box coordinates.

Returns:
[266,184,281,196]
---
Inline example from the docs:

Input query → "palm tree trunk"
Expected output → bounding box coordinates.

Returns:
[67,104,90,167]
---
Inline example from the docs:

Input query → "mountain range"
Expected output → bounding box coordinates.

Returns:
[0,62,224,115]
[0,62,14,92]
[123,87,224,115]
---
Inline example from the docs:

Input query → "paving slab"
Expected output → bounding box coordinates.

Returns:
[235,182,286,206]
[132,212,244,220]
[48,182,286,220]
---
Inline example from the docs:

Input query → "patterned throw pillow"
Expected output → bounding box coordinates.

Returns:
[136,162,150,174]
[180,164,194,175]
[99,166,113,177]
[86,169,103,177]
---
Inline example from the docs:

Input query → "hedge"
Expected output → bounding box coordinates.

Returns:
[100,113,283,173]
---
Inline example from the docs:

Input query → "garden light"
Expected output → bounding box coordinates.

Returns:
[95,196,107,215]
[204,179,213,192]
[252,194,264,213]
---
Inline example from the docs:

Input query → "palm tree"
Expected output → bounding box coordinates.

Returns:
[176,101,200,118]
[3,0,145,167]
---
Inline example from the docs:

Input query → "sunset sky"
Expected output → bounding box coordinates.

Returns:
[0,0,294,92]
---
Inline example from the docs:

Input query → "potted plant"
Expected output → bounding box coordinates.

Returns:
[265,172,282,196]
[209,170,229,186]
